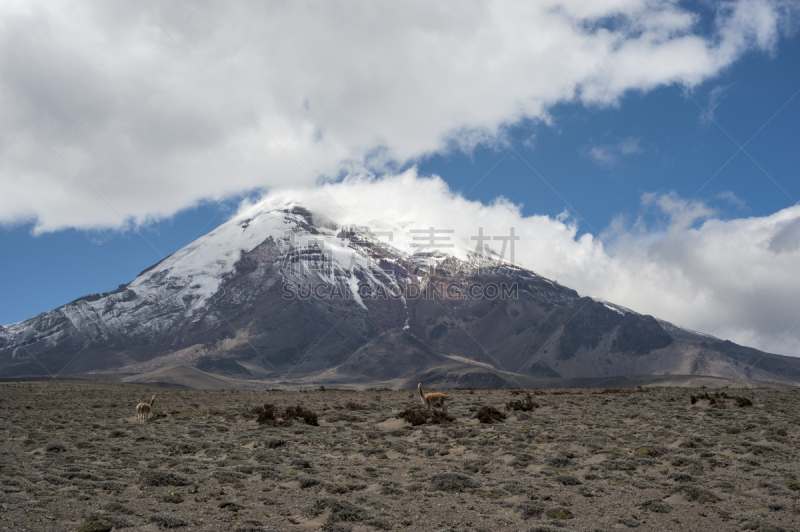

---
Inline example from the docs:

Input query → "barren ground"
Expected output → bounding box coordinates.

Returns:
[1,381,799,532]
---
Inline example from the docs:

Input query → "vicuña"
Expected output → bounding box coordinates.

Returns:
[418,382,446,413]
[136,394,156,423]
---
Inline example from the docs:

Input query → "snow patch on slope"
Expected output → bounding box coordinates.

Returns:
[129,207,297,314]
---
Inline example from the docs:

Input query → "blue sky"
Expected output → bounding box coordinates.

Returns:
[418,43,800,232]
[1,1,799,355]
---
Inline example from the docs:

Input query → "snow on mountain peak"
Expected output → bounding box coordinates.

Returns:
[122,195,521,317]
[236,192,521,264]
[129,206,303,313]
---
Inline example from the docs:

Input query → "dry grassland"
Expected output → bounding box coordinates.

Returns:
[0,381,799,531]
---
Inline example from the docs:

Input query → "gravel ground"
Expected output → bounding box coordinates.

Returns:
[0,381,798,531]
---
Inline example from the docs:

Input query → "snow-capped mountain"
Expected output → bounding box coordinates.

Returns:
[2,201,799,387]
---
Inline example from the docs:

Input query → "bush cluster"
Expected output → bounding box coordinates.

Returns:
[253,403,319,426]
[397,407,427,426]
[594,387,648,394]
[253,403,276,424]
[139,469,193,487]
[396,407,455,426]
[690,391,752,407]
[283,406,319,426]
[505,392,539,412]
[303,497,372,522]
[430,472,481,492]
[429,410,456,424]
[475,405,506,424]
[149,512,187,528]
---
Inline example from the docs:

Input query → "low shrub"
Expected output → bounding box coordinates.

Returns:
[100,515,135,529]
[326,412,364,423]
[556,473,582,486]
[733,395,752,407]
[430,472,481,492]
[264,438,286,449]
[150,512,187,528]
[546,455,572,468]
[670,484,716,502]
[219,502,244,512]
[234,522,270,532]
[148,410,167,421]
[45,443,67,453]
[396,407,454,425]
[254,404,276,425]
[254,404,318,426]
[365,517,392,530]
[618,516,641,528]
[344,401,365,411]
[103,502,134,515]
[429,410,455,424]
[505,392,539,412]
[213,469,247,484]
[396,408,428,426]
[640,500,672,513]
[517,500,545,519]
[669,471,696,482]
[310,498,372,522]
[283,406,319,426]
[690,391,752,407]
[545,506,574,519]
[475,406,506,424]
[75,521,113,532]
[139,470,192,487]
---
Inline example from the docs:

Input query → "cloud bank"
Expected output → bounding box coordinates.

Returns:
[250,172,800,357]
[0,0,794,231]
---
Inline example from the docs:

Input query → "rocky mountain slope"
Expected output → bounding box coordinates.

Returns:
[2,201,799,387]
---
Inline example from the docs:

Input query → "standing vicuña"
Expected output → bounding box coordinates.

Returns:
[136,394,156,423]
[418,382,446,413]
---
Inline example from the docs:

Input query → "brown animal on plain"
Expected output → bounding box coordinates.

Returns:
[418,382,446,413]
[136,394,156,423]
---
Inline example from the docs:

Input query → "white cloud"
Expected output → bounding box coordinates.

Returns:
[717,190,747,209]
[587,136,643,166]
[250,172,800,357]
[0,0,795,232]
[700,84,732,123]
[618,137,643,155]
[589,146,616,166]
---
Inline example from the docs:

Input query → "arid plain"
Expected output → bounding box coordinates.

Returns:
[1,381,799,531]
